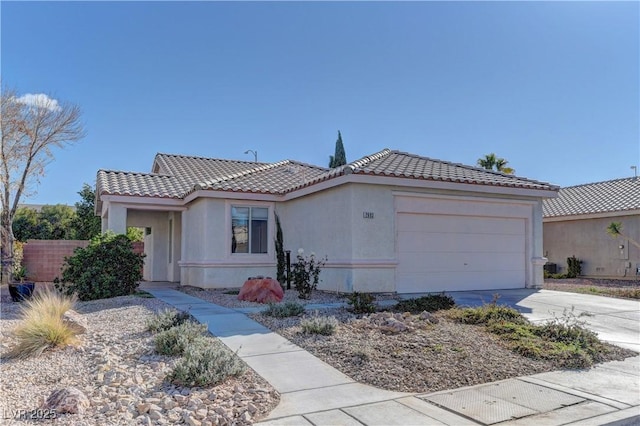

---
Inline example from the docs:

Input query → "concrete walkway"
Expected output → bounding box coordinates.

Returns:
[145,288,640,425]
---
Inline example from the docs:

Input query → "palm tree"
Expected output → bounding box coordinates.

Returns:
[477,153,515,174]
[606,222,640,249]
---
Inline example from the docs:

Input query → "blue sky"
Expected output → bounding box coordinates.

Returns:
[2,1,638,206]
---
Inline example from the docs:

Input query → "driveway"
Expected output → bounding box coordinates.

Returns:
[446,288,640,352]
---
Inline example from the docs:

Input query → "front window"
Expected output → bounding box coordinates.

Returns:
[231,206,268,254]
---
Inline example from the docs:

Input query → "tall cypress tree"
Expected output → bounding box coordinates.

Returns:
[329,131,347,168]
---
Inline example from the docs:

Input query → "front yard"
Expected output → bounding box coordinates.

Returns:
[181,287,637,394]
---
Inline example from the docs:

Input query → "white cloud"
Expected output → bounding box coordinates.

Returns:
[16,93,61,112]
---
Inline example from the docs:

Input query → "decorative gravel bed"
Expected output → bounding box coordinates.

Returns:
[178,286,399,309]
[183,287,636,395]
[544,278,640,299]
[0,291,279,425]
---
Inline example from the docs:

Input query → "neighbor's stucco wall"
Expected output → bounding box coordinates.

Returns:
[543,215,640,279]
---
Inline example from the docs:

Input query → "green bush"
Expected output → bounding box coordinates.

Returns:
[154,321,208,356]
[167,338,246,387]
[146,309,192,333]
[566,256,582,278]
[263,301,305,318]
[346,292,377,314]
[300,312,338,335]
[394,293,456,314]
[54,232,145,301]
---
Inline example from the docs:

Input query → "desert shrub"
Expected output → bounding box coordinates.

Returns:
[146,309,192,333]
[300,312,338,335]
[448,304,528,325]
[7,290,79,359]
[168,338,246,387]
[469,305,607,369]
[263,301,305,318]
[291,249,326,299]
[55,232,145,301]
[394,293,455,313]
[566,256,582,278]
[346,292,377,314]
[154,321,208,356]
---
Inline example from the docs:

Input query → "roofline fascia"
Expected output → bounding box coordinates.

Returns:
[183,172,559,203]
[543,209,640,222]
[99,194,186,217]
[183,190,282,204]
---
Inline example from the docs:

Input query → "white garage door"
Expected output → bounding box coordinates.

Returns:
[397,213,525,293]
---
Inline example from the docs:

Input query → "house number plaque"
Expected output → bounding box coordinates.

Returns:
[363,211,374,219]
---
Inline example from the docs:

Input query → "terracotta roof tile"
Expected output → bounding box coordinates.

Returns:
[543,177,639,217]
[96,149,557,201]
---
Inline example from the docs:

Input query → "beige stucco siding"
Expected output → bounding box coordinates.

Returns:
[543,215,640,278]
[180,198,277,287]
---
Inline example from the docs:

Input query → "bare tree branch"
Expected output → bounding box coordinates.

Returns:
[0,83,85,283]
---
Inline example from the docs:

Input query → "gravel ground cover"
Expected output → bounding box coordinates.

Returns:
[544,278,640,299]
[183,287,636,394]
[0,290,279,425]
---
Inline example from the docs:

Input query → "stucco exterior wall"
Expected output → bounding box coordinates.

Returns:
[278,184,397,293]
[128,209,173,282]
[543,215,640,279]
[180,198,277,288]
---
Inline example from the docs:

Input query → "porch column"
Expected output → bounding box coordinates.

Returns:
[106,204,127,235]
[530,200,547,289]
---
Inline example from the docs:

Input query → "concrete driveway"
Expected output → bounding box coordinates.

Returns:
[446,288,640,352]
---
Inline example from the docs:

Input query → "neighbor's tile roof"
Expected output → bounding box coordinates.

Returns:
[543,177,640,218]
[96,149,557,201]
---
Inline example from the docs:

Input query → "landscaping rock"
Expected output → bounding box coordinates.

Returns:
[238,278,284,304]
[42,387,90,414]
[62,309,88,334]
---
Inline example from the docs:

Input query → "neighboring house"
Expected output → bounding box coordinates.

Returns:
[543,177,640,279]
[96,148,558,293]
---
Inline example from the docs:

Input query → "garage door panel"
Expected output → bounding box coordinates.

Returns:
[397,270,524,292]
[397,232,525,254]
[397,252,525,274]
[396,209,526,293]
[397,214,524,235]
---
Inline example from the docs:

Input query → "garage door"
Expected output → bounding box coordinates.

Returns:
[397,213,525,293]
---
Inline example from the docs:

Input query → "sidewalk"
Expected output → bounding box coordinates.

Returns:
[145,288,640,426]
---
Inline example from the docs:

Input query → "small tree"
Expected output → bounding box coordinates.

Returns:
[274,213,286,288]
[1,85,84,283]
[607,222,640,250]
[329,131,347,168]
[72,183,101,240]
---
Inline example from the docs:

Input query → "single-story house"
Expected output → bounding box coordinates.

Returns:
[96,148,558,293]
[543,177,639,279]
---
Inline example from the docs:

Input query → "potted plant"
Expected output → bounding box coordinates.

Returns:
[9,266,35,302]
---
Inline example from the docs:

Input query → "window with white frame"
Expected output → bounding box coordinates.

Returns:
[231,206,268,254]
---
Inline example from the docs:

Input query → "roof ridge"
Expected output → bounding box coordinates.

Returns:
[193,160,292,191]
[346,148,392,172]
[156,152,263,165]
[559,176,638,190]
[98,169,172,177]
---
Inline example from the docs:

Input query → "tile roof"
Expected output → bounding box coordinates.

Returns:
[97,149,557,201]
[543,177,640,218]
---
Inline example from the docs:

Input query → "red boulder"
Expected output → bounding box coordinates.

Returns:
[238,277,284,304]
